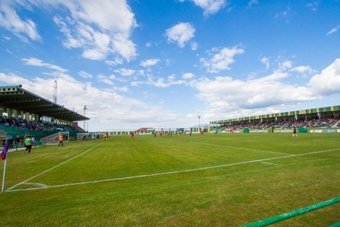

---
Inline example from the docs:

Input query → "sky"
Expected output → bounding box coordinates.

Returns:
[0,0,339,131]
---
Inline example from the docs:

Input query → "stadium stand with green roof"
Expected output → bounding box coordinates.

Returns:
[210,105,340,133]
[0,85,89,143]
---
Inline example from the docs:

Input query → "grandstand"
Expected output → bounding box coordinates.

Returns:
[0,85,88,144]
[210,105,340,133]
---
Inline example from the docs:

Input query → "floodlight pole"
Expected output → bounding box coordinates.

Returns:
[53,80,57,104]
[83,105,87,131]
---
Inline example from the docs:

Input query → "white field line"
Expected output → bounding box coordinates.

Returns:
[22,182,48,188]
[262,162,280,166]
[7,148,340,192]
[6,141,107,191]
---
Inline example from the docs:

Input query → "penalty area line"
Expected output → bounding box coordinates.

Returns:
[6,140,107,192]
[7,148,340,192]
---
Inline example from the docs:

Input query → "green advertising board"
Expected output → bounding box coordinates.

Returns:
[298,127,308,133]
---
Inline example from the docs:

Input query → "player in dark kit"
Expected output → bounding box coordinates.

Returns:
[292,126,297,137]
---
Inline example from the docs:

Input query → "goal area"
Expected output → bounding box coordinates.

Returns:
[77,133,90,140]
[40,131,70,145]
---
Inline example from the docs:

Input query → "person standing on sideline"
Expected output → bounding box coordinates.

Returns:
[58,133,64,147]
[25,136,32,153]
[14,135,20,149]
[31,136,36,147]
[292,126,297,137]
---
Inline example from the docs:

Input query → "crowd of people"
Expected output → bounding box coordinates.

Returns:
[221,116,340,132]
[0,116,86,152]
[0,116,82,133]
[278,117,339,129]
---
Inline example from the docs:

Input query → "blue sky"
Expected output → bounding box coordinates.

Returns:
[0,0,339,131]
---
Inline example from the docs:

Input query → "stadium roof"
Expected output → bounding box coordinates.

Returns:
[0,85,89,122]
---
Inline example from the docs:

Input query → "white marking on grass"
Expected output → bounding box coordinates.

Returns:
[22,182,48,188]
[261,162,280,166]
[7,148,339,192]
[6,141,107,192]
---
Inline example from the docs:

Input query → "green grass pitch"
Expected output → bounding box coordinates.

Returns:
[0,133,339,226]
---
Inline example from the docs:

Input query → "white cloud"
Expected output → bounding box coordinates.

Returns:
[152,78,168,88]
[262,58,313,75]
[149,77,185,88]
[306,1,319,12]
[105,58,123,66]
[140,59,160,68]
[182,72,195,80]
[2,36,11,40]
[259,70,288,81]
[193,75,314,119]
[1,0,137,61]
[200,46,244,73]
[130,80,143,87]
[112,86,129,92]
[22,57,67,73]
[290,65,313,74]
[192,58,340,120]
[166,22,195,48]
[0,1,40,41]
[111,34,137,61]
[261,57,270,69]
[78,71,92,79]
[279,60,293,70]
[192,0,226,16]
[52,16,81,48]
[191,41,199,51]
[82,48,107,60]
[326,25,340,36]
[98,74,114,85]
[115,68,136,77]
[308,58,340,96]
[70,0,136,34]
[133,73,187,88]
[0,72,193,130]
[49,0,137,61]
[0,72,33,87]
